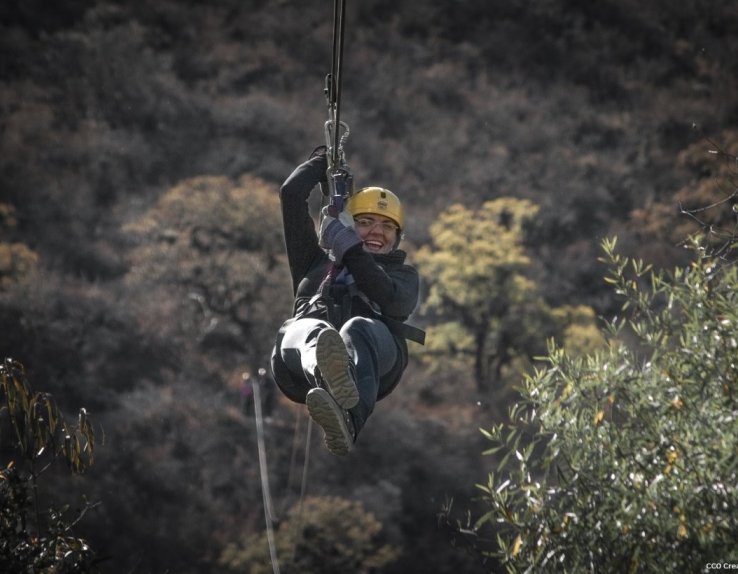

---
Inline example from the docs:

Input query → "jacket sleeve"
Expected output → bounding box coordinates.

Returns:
[279,155,326,293]
[342,246,420,319]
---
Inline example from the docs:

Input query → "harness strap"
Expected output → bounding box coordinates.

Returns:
[308,272,426,345]
[381,316,426,345]
[347,279,426,344]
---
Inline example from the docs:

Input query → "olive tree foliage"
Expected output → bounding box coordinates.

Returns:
[466,236,738,573]
[0,358,97,573]
[124,174,292,376]
[219,495,400,574]
[414,198,602,398]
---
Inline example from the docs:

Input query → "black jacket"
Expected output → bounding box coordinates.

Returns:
[280,155,419,322]
[271,153,420,402]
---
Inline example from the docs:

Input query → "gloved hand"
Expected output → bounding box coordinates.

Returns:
[309,146,329,191]
[309,145,328,160]
[318,206,361,263]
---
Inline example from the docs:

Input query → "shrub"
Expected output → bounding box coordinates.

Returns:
[219,495,401,574]
[0,358,98,572]
[469,236,738,572]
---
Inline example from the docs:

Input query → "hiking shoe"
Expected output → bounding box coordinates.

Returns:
[315,328,359,409]
[306,388,354,456]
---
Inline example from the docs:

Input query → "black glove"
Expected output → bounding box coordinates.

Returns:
[308,145,329,192]
[309,145,327,160]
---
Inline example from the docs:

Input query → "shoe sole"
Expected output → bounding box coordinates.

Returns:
[306,388,352,456]
[315,328,359,409]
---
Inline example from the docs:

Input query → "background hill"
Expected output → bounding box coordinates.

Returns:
[1,0,736,572]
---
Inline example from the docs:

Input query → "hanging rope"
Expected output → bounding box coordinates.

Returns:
[281,410,303,513]
[252,369,315,574]
[252,370,281,574]
[280,409,314,517]
[300,417,313,504]
[287,415,313,565]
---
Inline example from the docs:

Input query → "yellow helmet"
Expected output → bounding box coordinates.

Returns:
[346,187,404,229]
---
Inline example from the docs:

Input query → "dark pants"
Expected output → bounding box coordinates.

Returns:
[277,316,400,435]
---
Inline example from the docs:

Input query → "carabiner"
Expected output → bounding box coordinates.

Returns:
[324,119,350,169]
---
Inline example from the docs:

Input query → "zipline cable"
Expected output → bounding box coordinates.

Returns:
[321,0,353,295]
[327,0,348,170]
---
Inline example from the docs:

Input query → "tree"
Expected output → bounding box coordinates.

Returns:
[628,130,738,268]
[124,174,292,376]
[415,198,542,394]
[415,198,602,399]
[466,236,738,572]
[0,358,98,572]
[219,495,400,574]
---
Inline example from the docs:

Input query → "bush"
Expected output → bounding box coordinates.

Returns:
[468,236,738,572]
[219,495,401,574]
[0,358,98,572]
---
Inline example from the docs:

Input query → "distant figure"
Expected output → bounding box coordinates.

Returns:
[270,146,423,455]
[240,372,254,411]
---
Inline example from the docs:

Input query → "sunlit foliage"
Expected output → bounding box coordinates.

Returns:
[219,495,400,574]
[470,237,738,572]
[415,198,541,391]
[415,199,602,400]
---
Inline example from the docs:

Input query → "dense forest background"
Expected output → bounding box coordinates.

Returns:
[1,0,737,572]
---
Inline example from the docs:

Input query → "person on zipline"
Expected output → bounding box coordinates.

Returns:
[271,146,423,456]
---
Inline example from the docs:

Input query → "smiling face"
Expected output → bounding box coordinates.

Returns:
[353,214,400,254]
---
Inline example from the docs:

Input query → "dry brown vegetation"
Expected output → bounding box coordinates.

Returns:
[1,0,736,572]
